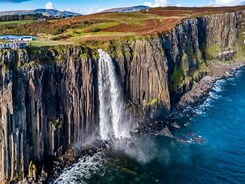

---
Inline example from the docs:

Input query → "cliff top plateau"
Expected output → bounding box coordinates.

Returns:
[0,6,245,48]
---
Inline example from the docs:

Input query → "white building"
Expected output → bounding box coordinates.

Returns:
[21,36,33,42]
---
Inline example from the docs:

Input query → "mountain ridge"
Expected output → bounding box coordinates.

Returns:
[102,5,150,13]
[0,9,80,17]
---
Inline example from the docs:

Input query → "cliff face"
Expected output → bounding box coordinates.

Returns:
[110,10,245,117]
[0,10,244,182]
[0,48,98,182]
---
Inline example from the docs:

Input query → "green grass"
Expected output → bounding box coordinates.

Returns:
[206,44,222,59]
[171,66,185,88]
[0,40,8,44]
[0,7,244,47]
[0,20,34,25]
[28,40,72,47]
[234,31,245,61]
[190,62,209,81]
[102,12,162,24]
[147,98,158,106]
[0,10,178,46]
[50,13,159,43]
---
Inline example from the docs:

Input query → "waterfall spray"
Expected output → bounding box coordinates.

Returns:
[98,49,130,140]
[55,50,154,183]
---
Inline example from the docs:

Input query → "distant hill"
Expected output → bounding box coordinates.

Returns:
[0,9,80,18]
[32,9,80,17]
[103,5,149,13]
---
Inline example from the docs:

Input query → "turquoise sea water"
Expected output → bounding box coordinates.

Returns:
[57,67,245,184]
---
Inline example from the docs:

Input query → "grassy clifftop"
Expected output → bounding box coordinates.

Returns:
[0,6,245,47]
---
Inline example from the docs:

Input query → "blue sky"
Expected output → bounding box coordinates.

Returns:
[0,0,244,14]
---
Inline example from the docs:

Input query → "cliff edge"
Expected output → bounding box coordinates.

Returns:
[0,9,244,182]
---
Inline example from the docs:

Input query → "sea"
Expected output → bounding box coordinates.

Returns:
[56,67,245,184]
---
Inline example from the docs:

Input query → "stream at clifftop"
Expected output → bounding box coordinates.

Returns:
[55,66,245,184]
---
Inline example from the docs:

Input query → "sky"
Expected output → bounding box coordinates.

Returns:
[0,0,244,14]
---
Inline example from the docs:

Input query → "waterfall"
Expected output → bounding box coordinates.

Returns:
[98,49,130,140]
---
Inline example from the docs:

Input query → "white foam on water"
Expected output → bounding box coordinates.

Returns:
[54,152,105,184]
[194,97,213,115]
[209,91,221,100]
[193,67,245,115]
[235,68,243,77]
[194,79,226,115]
[212,79,225,92]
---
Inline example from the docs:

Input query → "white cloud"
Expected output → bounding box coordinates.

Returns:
[45,1,54,9]
[210,0,244,6]
[79,6,105,15]
[66,8,82,13]
[143,0,169,7]
[66,8,72,12]
[66,6,105,15]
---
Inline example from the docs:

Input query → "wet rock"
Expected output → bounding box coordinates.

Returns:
[39,167,48,182]
[192,136,206,144]
[171,122,181,129]
[159,127,173,138]
[175,137,190,144]
[121,168,138,176]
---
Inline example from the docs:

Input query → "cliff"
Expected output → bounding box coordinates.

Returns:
[107,9,245,117]
[0,47,98,182]
[0,10,244,182]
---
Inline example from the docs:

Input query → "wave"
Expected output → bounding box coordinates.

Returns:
[194,80,225,115]
[194,96,214,115]
[234,68,244,77]
[54,151,106,184]
[212,79,225,92]
[193,67,245,115]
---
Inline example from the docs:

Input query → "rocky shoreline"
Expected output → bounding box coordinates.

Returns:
[176,61,245,116]
[20,61,245,184]
[133,61,245,141]
[19,140,107,184]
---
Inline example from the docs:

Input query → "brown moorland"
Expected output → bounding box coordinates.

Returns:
[0,6,244,46]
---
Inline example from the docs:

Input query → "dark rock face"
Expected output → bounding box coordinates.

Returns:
[0,10,244,182]
[112,10,245,118]
[114,38,171,119]
[0,48,98,182]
